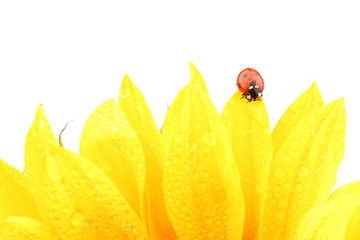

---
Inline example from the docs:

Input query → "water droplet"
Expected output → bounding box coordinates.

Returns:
[193,121,201,129]
[71,209,86,227]
[202,132,217,146]
[276,211,284,219]
[275,167,285,178]
[188,142,197,151]
[298,166,309,177]
[175,133,185,143]
[120,87,130,98]
[46,156,63,181]
[130,130,137,137]
[87,168,97,178]
[312,131,317,137]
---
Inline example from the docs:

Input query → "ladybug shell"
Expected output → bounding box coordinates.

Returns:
[236,68,264,93]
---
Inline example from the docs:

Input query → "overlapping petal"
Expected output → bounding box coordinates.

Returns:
[295,194,360,240]
[328,180,360,201]
[189,61,208,95]
[272,82,324,157]
[24,105,59,227]
[262,98,346,239]
[0,159,39,220]
[24,105,148,239]
[221,92,272,239]
[162,62,208,144]
[79,99,145,217]
[0,216,59,240]
[163,79,245,239]
[118,75,176,240]
[43,143,148,240]
[1,65,356,240]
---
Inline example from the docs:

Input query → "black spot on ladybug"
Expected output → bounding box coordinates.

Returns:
[243,74,248,78]
[237,82,241,88]
[254,72,259,76]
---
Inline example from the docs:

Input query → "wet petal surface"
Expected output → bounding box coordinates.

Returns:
[118,75,176,239]
[262,99,346,240]
[163,79,244,240]
[80,99,145,217]
[24,105,59,227]
[328,180,360,201]
[0,216,59,240]
[162,63,208,145]
[221,91,272,239]
[0,159,39,220]
[272,82,324,157]
[44,144,148,240]
[295,194,360,240]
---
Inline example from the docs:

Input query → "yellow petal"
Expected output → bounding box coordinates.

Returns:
[262,98,346,240]
[162,62,207,145]
[0,159,40,220]
[163,81,245,240]
[162,84,189,144]
[0,216,59,240]
[79,99,145,217]
[221,91,272,239]
[44,143,148,240]
[118,75,176,239]
[24,105,59,225]
[272,82,324,157]
[328,180,360,201]
[118,74,166,170]
[295,194,360,240]
[189,61,208,94]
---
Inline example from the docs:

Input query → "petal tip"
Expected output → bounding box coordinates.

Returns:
[121,74,133,87]
[34,104,48,123]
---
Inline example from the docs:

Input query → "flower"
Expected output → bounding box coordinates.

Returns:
[0,62,359,240]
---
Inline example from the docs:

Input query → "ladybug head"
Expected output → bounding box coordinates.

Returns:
[244,81,263,102]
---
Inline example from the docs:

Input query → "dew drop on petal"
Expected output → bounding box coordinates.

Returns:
[71,209,86,227]
[87,168,97,178]
[193,121,201,129]
[46,157,64,181]
[275,167,285,178]
[120,87,130,98]
[188,142,197,151]
[130,130,137,138]
[298,166,309,177]
[202,132,217,146]
[175,132,185,143]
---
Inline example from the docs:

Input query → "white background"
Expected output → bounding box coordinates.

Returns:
[0,1,359,190]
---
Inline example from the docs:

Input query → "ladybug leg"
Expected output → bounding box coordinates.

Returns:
[244,92,253,102]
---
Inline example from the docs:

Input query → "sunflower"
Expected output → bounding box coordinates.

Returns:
[0,63,359,240]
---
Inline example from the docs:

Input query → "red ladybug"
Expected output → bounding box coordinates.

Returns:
[236,68,264,102]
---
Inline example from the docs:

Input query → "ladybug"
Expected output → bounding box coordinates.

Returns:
[236,68,264,102]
